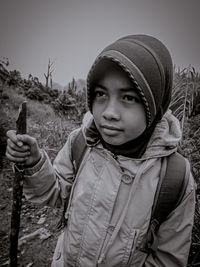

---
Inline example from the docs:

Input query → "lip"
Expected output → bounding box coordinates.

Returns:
[101,125,122,131]
[100,125,123,136]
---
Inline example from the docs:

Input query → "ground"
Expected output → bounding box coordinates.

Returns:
[0,90,78,267]
[0,157,62,267]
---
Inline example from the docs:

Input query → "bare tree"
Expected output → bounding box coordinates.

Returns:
[50,72,53,89]
[44,58,54,88]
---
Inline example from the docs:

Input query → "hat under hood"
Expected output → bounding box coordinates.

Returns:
[87,34,173,127]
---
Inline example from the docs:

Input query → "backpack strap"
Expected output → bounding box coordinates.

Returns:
[71,129,87,174]
[57,129,87,230]
[153,152,188,223]
[140,152,190,254]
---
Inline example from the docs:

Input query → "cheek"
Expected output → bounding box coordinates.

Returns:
[92,102,102,125]
[137,109,147,129]
[125,108,147,135]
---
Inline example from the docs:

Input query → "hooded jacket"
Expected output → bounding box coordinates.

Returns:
[87,34,173,127]
[22,111,195,267]
[86,34,174,159]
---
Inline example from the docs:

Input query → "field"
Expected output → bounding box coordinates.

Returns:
[0,65,200,266]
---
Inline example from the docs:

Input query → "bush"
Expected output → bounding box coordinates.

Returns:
[2,92,9,99]
[0,106,15,168]
[25,87,49,101]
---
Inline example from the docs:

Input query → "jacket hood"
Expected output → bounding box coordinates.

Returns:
[81,110,182,159]
[87,34,173,127]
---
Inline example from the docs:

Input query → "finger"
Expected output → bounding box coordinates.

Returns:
[7,130,25,147]
[5,150,28,163]
[7,138,30,152]
[6,130,16,138]
[7,145,30,158]
[6,130,20,145]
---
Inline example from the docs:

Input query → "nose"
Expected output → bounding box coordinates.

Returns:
[102,100,120,121]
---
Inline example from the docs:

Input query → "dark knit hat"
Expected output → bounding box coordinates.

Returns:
[87,34,173,127]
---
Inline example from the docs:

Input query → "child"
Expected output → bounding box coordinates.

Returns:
[6,35,196,267]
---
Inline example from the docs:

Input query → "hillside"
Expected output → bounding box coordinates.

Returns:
[0,63,200,266]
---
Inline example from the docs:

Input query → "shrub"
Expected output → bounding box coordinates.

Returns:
[2,92,9,99]
[25,87,49,101]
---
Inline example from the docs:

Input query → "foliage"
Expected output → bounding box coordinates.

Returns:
[0,61,87,123]
[170,67,200,265]
[0,58,10,87]
[52,78,87,121]
[170,66,200,133]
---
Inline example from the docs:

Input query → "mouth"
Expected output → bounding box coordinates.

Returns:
[100,125,123,136]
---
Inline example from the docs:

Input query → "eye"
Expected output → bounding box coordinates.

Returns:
[123,94,140,103]
[94,89,106,98]
[96,91,105,97]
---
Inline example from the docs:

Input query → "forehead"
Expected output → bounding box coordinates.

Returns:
[96,65,134,89]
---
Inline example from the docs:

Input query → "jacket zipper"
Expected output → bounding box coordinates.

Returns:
[126,229,140,266]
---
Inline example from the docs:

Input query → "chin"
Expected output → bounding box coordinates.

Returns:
[102,136,125,146]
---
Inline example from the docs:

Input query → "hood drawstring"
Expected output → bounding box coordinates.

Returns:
[98,159,156,264]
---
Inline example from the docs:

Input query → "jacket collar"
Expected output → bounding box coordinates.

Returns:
[82,110,181,159]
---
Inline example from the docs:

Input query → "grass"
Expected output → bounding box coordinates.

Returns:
[170,67,200,265]
[0,86,80,163]
[170,66,200,135]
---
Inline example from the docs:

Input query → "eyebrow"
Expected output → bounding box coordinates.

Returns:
[94,84,136,92]
[119,88,137,93]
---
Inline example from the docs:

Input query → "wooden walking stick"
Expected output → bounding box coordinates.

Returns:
[9,102,27,267]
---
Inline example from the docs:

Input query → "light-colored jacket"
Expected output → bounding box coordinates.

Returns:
[23,111,196,267]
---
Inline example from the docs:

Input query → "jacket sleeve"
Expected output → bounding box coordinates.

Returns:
[22,129,80,207]
[144,171,196,267]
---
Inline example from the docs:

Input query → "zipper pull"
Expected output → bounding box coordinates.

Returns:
[112,154,118,160]
[98,253,106,264]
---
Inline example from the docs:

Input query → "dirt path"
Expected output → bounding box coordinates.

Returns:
[0,157,61,267]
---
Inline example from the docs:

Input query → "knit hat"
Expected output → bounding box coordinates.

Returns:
[87,34,173,127]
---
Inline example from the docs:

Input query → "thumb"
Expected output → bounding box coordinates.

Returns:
[17,134,38,147]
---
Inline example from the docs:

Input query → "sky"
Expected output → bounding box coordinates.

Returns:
[0,0,200,86]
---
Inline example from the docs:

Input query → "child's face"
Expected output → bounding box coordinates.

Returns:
[92,67,147,146]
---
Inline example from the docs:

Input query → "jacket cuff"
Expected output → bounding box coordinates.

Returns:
[14,150,47,176]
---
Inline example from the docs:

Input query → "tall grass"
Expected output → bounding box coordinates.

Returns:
[170,66,200,134]
[170,67,200,266]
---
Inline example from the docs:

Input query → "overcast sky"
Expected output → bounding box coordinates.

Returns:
[0,0,200,86]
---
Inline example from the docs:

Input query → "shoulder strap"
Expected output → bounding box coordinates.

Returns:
[71,129,87,174]
[152,152,188,224]
[140,152,190,254]
[57,129,87,230]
